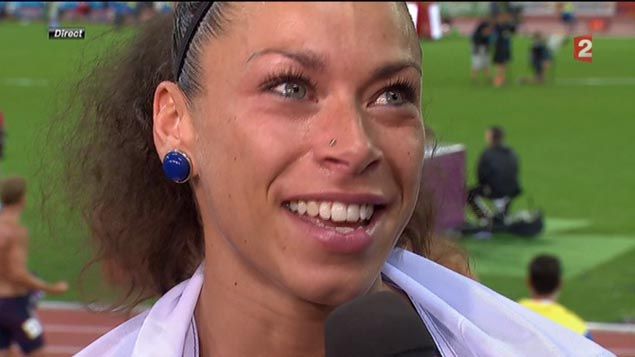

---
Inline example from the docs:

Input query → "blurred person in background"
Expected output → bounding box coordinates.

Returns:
[154,1,174,15]
[557,2,577,38]
[0,177,68,357]
[0,2,6,20]
[520,31,552,85]
[492,12,517,87]
[470,18,493,83]
[519,254,594,340]
[530,31,552,84]
[112,2,132,29]
[47,2,60,28]
[138,2,158,22]
[467,126,522,227]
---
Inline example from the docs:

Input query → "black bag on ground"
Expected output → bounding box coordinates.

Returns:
[505,210,544,237]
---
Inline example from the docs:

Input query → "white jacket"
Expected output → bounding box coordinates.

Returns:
[77,248,614,356]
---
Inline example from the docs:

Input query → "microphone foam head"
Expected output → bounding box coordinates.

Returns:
[325,291,435,357]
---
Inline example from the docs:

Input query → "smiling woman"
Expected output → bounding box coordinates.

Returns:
[59,2,612,357]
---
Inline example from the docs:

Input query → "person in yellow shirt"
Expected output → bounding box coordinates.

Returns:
[518,254,594,340]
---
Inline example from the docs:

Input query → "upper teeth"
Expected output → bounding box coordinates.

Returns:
[287,201,374,223]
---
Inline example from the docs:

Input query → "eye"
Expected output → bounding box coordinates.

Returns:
[372,81,417,107]
[271,82,307,100]
[375,89,406,106]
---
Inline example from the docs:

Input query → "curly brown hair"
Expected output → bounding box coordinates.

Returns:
[58,3,441,309]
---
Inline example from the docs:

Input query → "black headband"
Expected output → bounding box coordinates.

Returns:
[174,2,214,81]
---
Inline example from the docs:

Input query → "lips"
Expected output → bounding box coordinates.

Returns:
[281,194,387,254]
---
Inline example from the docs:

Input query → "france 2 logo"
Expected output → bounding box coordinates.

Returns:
[574,35,592,63]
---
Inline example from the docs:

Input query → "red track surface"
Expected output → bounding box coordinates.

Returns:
[5,306,635,356]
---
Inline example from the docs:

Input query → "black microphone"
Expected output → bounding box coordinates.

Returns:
[325,291,438,357]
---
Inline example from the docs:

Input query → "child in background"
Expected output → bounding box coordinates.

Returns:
[519,32,553,85]
[530,32,551,84]
[518,254,594,340]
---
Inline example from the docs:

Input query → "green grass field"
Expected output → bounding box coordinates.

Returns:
[0,21,633,322]
[421,34,635,323]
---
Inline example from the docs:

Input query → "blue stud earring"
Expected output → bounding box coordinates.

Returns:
[162,150,192,183]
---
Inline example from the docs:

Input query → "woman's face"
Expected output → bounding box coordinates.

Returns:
[190,2,424,305]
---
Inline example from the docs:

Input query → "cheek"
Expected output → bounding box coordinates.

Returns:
[192,103,307,220]
[381,122,425,199]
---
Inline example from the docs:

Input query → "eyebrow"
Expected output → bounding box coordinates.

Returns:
[247,48,422,82]
[368,61,422,84]
[247,48,327,71]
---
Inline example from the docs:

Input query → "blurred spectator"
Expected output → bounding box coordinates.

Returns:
[48,2,60,28]
[520,32,552,85]
[154,1,173,15]
[492,12,516,87]
[470,19,493,82]
[112,2,139,29]
[490,2,522,27]
[557,2,577,37]
[490,2,508,18]
[467,126,522,226]
[138,2,158,23]
[518,254,594,340]
[531,32,551,83]
[4,2,171,26]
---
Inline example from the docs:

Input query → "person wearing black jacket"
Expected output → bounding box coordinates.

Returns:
[468,126,522,225]
[492,12,517,87]
[530,32,551,84]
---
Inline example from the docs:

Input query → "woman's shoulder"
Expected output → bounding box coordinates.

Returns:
[76,265,205,356]
[76,310,150,356]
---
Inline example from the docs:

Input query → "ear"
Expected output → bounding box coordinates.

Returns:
[152,81,197,172]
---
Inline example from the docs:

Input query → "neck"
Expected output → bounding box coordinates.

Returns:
[531,292,558,302]
[195,232,387,357]
[0,206,22,222]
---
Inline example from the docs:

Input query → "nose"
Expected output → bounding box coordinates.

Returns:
[312,98,382,176]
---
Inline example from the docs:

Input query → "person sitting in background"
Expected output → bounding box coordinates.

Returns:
[519,254,594,340]
[470,19,493,82]
[468,126,522,227]
[0,177,69,357]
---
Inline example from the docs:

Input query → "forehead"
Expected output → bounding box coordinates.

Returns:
[218,2,420,65]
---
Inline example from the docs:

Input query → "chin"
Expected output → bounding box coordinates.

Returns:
[288,265,379,307]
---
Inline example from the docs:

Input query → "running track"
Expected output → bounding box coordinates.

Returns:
[6,303,635,356]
